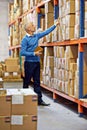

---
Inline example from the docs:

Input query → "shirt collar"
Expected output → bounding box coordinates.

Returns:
[26,33,31,37]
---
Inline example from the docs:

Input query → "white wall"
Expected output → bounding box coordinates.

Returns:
[0,0,9,61]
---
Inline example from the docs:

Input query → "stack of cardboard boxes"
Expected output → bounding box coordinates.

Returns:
[0,88,37,130]
[45,1,54,42]
[74,0,80,38]
[3,58,21,81]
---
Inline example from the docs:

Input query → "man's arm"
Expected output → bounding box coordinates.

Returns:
[37,21,59,39]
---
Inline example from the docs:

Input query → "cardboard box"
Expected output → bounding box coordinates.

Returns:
[85,1,87,11]
[0,80,3,88]
[66,14,75,27]
[69,71,75,80]
[5,58,19,66]
[75,11,80,25]
[47,56,54,67]
[59,47,65,58]
[70,63,77,71]
[65,46,78,58]
[11,115,37,130]
[45,1,54,13]
[84,20,87,29]
[6,65,20,72]
[65,58,76,70]
[75,0,80,12]
[0,95,11,116]
[0,116,11,130]
[11,89,37,115]
[74,24,80,38]
[66,0,75,14]
[65,27,74,40]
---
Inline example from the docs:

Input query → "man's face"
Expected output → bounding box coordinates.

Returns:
[27,23,36,33]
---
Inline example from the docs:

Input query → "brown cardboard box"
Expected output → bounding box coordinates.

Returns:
[65,46,78,58]
[66,14,75,27]
[66,0,75,14]
[70,63,77,72]
[0,95,11,116]
[6,65,20,72]
[0,116,11,130]
[0,81,3,88]
[45,1,54,13]
[83,71,87,85]
[5,58,19,66]
[75,0,80,12]
[12,94,37,115]
[65,27,74,40]
[65,58,76,70]
[47,56,54,67]
[11,115,37,130]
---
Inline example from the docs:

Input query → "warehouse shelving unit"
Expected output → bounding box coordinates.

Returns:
[8,0,87,116]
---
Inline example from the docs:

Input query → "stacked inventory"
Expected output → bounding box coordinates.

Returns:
[42,47,54,87]
[45,1,54,42]
[3,58,21,81]
[74,0,80,38]
[59,0,75,40]
[0,89,37,130]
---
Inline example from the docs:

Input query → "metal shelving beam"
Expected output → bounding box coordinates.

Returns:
[41,84,87,114]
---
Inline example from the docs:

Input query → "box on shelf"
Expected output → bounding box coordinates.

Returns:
[66,0,75,14]
[45,1,54,13]
[66,14,75,27]
[65,27,74,40]
[65,46,78,58]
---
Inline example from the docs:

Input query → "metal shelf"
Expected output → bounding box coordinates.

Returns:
[41,83,87,114]
[40,38,87,47]
[8,0,51,26]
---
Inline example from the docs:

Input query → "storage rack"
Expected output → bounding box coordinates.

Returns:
[9,0,87,116]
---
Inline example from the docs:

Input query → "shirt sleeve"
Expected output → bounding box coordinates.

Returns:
[20,38,35,56]
[37,25,56,39]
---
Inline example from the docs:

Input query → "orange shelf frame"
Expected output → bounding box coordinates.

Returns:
[40,38,87,47]
[40,83,87,111]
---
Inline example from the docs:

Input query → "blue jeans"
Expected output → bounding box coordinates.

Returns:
[23,61,42,103]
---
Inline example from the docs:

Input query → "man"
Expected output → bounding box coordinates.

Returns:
[20,21,59,106]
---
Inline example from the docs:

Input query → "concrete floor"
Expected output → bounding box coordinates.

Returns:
[38,93,87,130]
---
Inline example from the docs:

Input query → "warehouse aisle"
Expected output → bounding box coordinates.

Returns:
[38,93,87,130]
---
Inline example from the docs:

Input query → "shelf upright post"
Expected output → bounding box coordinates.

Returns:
[78,0,84,117]
[80,0,84,37]
[78,43,84,117]
[37,7,41,29]
[53,0,59,101]
[54,0,59,19]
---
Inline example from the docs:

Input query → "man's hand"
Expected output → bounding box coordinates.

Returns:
[54,18,60,26]
[35,51,42,56]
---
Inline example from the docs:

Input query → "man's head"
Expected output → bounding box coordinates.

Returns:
[24,22,36,35]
